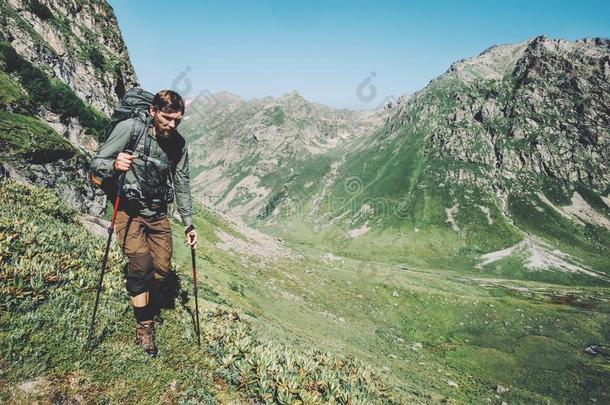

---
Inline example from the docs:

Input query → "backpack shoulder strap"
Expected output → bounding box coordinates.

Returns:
[126,116,151,153]
[143,126,152,158]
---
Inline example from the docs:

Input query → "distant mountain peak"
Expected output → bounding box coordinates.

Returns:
[277,90,310,108]
[279,90,304,100]
[210,90,243,104]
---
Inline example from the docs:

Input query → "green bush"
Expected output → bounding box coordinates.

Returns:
[0,42,19,72]
[27,0,52,21]
[0,71,28,106]
[0,179,100,311]
[87,47,104,70]
[49,81,81,116]
[201,308,400,404]
[0,110,75,162]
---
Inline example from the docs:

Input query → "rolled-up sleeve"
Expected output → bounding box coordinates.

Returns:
[91,120,132,179]
[173,146,193,227]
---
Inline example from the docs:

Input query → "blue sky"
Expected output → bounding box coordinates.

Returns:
[108,0,610,109]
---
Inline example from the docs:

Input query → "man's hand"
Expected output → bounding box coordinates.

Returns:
[114,152,135,172]
[185,226,197,249]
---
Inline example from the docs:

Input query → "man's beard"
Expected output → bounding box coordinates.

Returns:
[156,126,173,138]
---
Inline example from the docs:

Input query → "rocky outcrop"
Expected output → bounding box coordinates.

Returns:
[1,154,105,213]
[0,0,139,214]
[390,35,610,193]
[1,0,138,120]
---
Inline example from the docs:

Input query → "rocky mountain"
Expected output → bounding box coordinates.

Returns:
[184,36,610,282]
[180,90,392,216]
[0,0,138,213]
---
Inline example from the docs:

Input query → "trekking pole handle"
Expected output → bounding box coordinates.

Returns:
[109,151,131,231]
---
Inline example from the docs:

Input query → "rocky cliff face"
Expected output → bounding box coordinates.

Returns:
[1,0,138,119]
[0,0,139,214]
[398,36,610,192]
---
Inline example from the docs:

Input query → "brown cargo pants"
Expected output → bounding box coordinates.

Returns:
[114,210,173,296]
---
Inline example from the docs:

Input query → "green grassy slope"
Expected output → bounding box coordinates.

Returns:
[0,110,76,163]
[0,179,403,404]
[197,235,610,404]
[260,79,521,268]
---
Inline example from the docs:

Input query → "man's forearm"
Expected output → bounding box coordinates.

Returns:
[91,120,133,179]
[91,156,117,179]
[174,148,193,227]
[174,186,193,227]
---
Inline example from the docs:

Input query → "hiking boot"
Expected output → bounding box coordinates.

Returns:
[135,321,158,357]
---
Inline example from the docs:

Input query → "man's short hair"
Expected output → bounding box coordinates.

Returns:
[152,90,185,114]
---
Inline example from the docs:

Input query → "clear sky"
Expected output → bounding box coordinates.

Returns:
[107,0,610,109]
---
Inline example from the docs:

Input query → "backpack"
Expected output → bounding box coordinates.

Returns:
[91,87,154,199]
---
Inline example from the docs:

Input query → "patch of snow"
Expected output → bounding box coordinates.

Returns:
[477,236,603,278]
[322,252,343,262]
[536,192,579,224]
[537,192,610,230]
[563,192,610,231]
[479,244,519,266]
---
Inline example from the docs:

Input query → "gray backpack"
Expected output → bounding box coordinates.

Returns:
[91,87,154,197]
[101,87,154,144]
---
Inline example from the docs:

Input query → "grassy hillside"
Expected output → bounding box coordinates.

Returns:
[198,233,610,404]
[0,110,76,163]
[0,179,403,404]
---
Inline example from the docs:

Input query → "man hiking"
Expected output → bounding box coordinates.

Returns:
[92,89,197,357]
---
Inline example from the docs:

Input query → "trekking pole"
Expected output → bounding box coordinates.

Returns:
[87,171,127,345]
[189,232,201,347]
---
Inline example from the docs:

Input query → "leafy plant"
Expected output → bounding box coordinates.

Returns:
[0,179,401,404]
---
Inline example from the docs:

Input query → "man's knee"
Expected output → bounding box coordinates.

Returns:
[152,250,172,282]
[125,253,155,296]
[153,265,172,283]
[151,252,172,279]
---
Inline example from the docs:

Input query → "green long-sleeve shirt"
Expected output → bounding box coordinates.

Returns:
[91,117,193,227]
